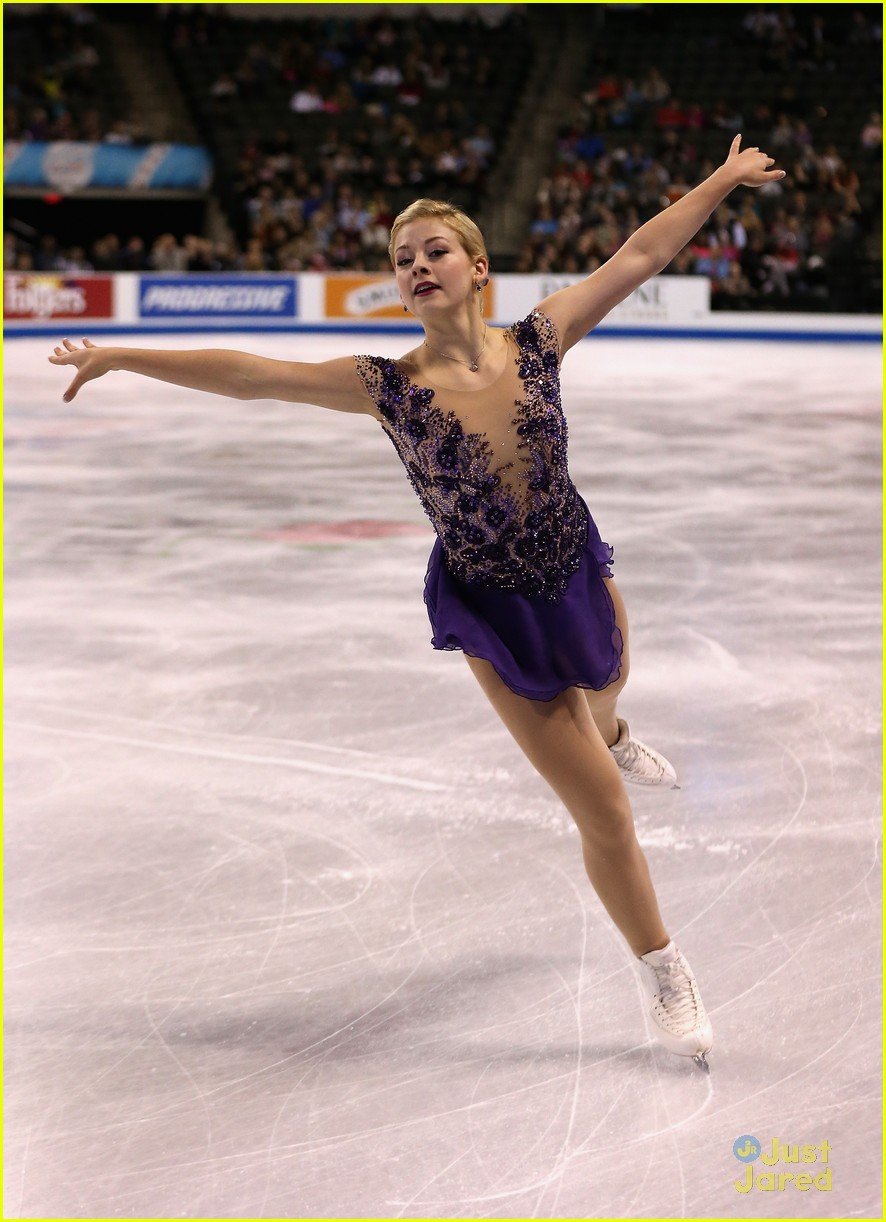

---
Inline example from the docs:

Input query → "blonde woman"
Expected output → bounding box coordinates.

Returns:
[49,136,785,1068]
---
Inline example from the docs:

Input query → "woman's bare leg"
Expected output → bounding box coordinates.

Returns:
[583,575,630,747]
[464,653,668,957]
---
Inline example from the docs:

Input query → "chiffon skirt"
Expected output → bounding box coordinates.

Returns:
[423,492,624,702]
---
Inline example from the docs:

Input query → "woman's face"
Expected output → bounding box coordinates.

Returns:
[393,219,485,313]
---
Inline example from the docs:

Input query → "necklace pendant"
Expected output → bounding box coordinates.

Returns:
[469,361,479,372]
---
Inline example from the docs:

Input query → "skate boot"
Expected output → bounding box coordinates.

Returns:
[635,939,713,1069]
[609,717,679,788]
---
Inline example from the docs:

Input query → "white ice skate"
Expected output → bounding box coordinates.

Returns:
[635,939,713,1069]
[609,717,679,788]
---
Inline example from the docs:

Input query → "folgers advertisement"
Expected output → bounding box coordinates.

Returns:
[325,274,494,320]
[4,273,114,320]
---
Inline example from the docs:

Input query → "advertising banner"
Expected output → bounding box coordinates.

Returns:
[325,274,494,321]
[138,276,297,318]
[4,142,213,192]
[3,271,877,340]
[4,273,113,320]
[502,273,710,326]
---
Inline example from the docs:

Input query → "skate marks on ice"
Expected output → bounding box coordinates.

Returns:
[5,332,881,1217]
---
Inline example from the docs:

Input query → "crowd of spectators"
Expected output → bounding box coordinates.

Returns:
[739,2,879,63]
[518,6,881,309]
[227,111,497,271]
[169,8,506,121]
[4,4,147,144]
[6,230,242,274]
[517,96,878,307]
[169,8,508,265]
[4,4,880,311]
[4,222,407,275]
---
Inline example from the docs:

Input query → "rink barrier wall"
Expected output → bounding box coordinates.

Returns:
[4,271,881,341]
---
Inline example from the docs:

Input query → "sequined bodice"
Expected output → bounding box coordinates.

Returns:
[355,308,588,602]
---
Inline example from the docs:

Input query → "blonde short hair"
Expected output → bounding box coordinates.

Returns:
[388,198,489,269]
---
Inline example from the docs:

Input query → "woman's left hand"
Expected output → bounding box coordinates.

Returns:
[723,133,788,188]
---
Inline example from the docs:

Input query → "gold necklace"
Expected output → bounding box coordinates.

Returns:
[423,322,488,372]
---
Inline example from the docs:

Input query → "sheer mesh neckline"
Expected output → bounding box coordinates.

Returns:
[354,307,585,601]
[391,325,516,395]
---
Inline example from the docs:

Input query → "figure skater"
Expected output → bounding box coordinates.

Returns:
[48,135,785,1069]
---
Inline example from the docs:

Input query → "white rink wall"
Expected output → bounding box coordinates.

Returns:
[4,270,880,339]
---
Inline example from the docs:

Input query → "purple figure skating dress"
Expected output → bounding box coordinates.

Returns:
[355,307,623,701]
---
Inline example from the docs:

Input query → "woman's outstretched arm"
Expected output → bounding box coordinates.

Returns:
[537,134,788,356]
[47,339,371,414]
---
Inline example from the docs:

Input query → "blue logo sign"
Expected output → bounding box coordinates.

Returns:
[139,276,296,318]
[733,1134,762,1162]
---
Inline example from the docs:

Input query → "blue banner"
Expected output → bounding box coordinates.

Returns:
[139,276,297,318]
[4,142,213,191]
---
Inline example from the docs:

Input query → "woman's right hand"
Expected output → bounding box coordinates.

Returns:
[47,338,113,401]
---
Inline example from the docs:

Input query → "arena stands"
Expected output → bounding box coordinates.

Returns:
[3,3,881,312]
[4,3,144,144]
[162,5,530,271]
[522,4,882,311]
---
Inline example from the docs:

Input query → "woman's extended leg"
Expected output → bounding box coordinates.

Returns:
[582,575,630,747]
[464,653,667,957]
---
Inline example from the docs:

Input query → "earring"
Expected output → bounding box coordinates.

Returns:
[402,305,407,312]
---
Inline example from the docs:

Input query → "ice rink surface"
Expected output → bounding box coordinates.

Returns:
[5,326,882,1218]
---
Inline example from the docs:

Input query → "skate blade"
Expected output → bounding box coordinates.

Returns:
[692,1051,711,1071]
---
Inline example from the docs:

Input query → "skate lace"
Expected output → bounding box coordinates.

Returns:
[620,739,660,774]
[651,961,701,1032]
